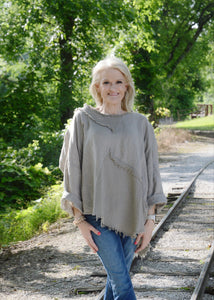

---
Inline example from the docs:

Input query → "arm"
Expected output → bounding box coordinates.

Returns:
[59,113,83,215]
[145,123,167,212]
[73,207,101,253]
[59,111,100,253]
[135,122,165,254]
[135,204,156,254]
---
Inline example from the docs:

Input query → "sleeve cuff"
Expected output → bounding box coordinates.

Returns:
[147,193,167,213]
[61,191,83,216]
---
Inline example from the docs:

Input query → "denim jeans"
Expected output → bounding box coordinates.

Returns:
[85,215,137,300]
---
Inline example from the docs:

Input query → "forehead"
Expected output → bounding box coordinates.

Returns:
[100,68,126,80]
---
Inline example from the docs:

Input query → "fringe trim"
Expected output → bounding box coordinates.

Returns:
[93,213,138,239]
[80,106,114,132]
[109,151,143,184]
[89,214,150,258]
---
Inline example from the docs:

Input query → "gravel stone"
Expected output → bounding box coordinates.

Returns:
[0,136,213,299]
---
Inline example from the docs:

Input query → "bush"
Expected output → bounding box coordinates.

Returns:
[0,140,56,210]
[38,130,64,170]
[153,107,171,127]
[0,184,67,246]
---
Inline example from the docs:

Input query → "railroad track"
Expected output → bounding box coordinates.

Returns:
[0,160,213,300]
[87,160,214,300]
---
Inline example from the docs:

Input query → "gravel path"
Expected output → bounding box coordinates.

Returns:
[131,161,214,300]
[0,135,213,300]
[159,136,214,196]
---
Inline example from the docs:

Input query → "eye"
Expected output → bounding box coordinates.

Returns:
[103,81,109,85]
[116,80,123,84]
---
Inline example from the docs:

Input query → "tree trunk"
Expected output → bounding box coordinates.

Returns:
[59,17,75,128]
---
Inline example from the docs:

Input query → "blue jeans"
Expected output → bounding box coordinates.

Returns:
[85,215,137,300]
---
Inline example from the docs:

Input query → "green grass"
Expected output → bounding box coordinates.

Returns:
[175,115,214,131]
[0,183,68,247]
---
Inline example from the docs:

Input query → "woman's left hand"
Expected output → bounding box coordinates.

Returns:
[134,219,155,254]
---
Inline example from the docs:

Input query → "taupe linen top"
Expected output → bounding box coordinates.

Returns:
[59,104,167,237]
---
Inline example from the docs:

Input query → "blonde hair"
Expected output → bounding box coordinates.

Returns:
[89,56,135,112]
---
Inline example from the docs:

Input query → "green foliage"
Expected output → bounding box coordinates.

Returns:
[166,87,196,120]
[0,184,67,246]
[0,0,213,240]
[153,107,171,126]
[38,130,64,169]
[115,0,214,119]
[1,0,213,131]
[0,0,135,129]
[201,41,214,104]
[155,107,171,119]
[0,140,56,210]
[0,60,60,148]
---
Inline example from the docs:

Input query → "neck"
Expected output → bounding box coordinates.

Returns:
[99,104,125,115]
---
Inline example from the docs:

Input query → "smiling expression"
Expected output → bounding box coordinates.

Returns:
[96,68,128,107]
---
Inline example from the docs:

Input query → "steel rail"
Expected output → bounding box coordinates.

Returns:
[152,159,214,240]
[191,241,214,300]
[95,159,214,300]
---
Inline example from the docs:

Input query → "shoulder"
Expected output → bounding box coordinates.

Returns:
[130,111,148,121]
[129,112,156,142]
[73,106,85,118]
[63,106,86,135]
[70,105,89,125]
[129,111,152,128]
[73,103,94,120]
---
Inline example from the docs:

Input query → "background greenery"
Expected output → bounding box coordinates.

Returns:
[0,0,213,245]
[0,184,67,245]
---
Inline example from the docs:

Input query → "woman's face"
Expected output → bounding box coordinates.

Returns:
[96,68,127,107]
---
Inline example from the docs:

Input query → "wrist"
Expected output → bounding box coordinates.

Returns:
[146,214,156,224]
[73,215,85,226]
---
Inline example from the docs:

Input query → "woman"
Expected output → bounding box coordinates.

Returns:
[59,56,167,300]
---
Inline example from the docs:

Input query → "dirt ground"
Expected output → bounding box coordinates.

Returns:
[0,133,213,300]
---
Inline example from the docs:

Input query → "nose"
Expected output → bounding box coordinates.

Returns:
[109,83,117,90]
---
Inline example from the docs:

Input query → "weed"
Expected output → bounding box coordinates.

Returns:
[156,128,192,152]
[0,183,68,246]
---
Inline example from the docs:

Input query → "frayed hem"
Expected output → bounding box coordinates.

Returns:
[86,213,138,239]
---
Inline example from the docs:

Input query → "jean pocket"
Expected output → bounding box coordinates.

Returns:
[85,214,110,233]
[85,214,100,226]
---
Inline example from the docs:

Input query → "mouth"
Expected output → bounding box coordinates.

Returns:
[108,93,119,96]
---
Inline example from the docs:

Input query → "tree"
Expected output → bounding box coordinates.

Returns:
[115,0,214,120]
[201,40,214,105]
[0,0,135,209]
[0,0,134,133]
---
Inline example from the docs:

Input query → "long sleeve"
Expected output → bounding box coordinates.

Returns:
[59,111,83,215]
[59,104,167,236]
[144,122,167,213]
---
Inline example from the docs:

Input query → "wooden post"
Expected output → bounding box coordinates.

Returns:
[205,105,208,116]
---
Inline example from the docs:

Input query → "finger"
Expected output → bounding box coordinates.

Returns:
[135,239,149,253]
[134,233,144,245]
[135,243,145,253]
[135,247,143,254]
[90,225,101,236]
[87,236,98,253]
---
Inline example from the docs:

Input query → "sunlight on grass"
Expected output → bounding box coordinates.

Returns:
[175,115,214,131]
